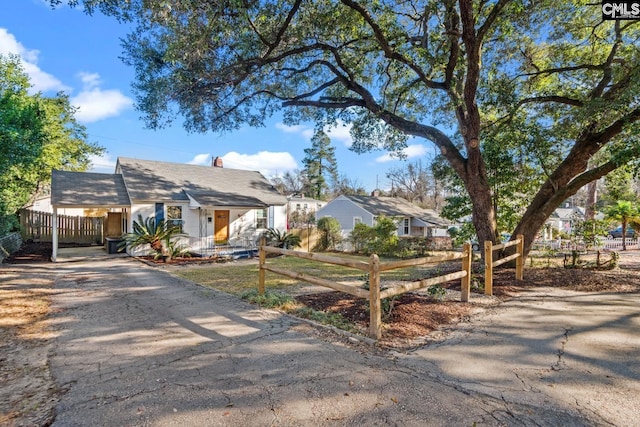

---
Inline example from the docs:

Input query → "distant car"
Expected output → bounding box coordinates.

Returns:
[607,226,636,239]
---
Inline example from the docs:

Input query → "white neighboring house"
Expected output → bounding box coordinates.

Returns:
[287,194,325,227]
[544,206,586,238]
[29,196,83,216]
[316,193,451,249]
[50,156,287,260]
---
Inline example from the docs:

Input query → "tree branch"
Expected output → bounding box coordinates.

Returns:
[339,0,446,90]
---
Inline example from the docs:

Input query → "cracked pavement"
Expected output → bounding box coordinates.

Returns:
[45,248,639,426]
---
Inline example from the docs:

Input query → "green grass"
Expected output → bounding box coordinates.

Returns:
[172,255,443,297]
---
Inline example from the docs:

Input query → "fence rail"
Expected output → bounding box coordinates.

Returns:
[258,242,472,340]
[19,209,103,244]
[484,234,524,296]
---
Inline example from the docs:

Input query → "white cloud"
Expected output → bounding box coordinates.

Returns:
[375,144,428,163]
[0,28,69,93]
[0,28,132,122]
[325,121,353,147]
[275,123,306,133]
[70,72,133,123]
[221,151,298,178]
[78,71,101,89]
[275,120,353,145]
[188,153,211,165]
[89,153,117,173]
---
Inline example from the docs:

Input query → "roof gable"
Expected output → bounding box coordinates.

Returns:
[331,195,450,226]
[51,170,130,207]
[117,157,287,206]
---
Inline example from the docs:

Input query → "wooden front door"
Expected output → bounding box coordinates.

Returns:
[214,210,229,244]
[105,212,122,237]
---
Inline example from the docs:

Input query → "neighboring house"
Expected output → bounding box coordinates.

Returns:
[50,156,287,260]
[316,193,451,244]
[27,195,104,217]
[287,194,325,227]
[545,206,586,238]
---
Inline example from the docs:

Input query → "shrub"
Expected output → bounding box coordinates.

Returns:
[315,217,342,251]
[120,214,181,257]
[349,215,399,256]
[263,228,302,249]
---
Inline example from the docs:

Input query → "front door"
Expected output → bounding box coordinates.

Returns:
[214,210,229,244]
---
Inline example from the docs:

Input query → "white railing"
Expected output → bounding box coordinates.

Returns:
[179,235,260,256]
[601,237,640,251]
[532,238,639,252]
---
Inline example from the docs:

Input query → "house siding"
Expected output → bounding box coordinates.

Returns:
[316,196,374,232]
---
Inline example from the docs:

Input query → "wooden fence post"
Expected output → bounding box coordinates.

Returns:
[369,254,381,340]
[516,234,524,281]
[258,237,266,295]
[484,240,493,296]
[461,243,471,302]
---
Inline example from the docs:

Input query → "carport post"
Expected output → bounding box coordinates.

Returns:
[52,207,58,262]
[258,237,266,295]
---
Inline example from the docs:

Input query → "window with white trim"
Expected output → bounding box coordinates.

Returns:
[403,218,410,235]
[354,217,362,227]
[256,208,268,229]
[167,205,184,233]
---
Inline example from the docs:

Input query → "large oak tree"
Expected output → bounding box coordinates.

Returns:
[61,0,640,253]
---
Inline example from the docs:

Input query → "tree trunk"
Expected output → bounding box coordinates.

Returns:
[584,180,597,221]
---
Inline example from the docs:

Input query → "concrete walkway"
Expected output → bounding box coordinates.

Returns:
[45,252,639,426]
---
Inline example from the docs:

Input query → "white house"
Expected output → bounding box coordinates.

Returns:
[50,156,287,260]
[287,194,325,227]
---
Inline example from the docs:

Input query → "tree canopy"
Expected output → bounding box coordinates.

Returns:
[61,0,640,253]
[0,55,104,234]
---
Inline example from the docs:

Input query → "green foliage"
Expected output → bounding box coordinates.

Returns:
[165,239,191,259]
[350,222,375,253]
[120,214,181,256]
[0,55,103,235]
[302,130,339,200]
[427,284,446,301]
[571,218,608,249]
[349,216,398,256]
[604,201,640,250]
[292,307,357,333]
[240,289,295,309]
[603,166,637,204]
[263,228,302,249]
[315,217,342,251]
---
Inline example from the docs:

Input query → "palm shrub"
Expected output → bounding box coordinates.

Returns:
[120,214,181,258]
[263,228,302,249]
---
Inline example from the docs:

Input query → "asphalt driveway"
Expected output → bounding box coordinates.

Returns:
[44,248,640,426]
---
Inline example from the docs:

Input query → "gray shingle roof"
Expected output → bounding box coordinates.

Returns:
[117,157,287,207]
[346,195,450,227]
[51,170,130,207]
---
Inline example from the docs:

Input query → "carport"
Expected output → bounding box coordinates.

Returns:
[50,170,131,262]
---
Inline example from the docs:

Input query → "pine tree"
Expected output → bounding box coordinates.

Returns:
[301,131,338,200]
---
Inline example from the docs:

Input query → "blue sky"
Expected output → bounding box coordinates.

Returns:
[1,0,435,192]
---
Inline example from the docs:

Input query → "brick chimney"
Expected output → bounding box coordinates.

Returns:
[212,156,223,168]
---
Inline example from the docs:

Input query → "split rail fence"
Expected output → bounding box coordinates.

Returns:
[484,234,524,295]
[258,243,472,340]
[19,209,103,244]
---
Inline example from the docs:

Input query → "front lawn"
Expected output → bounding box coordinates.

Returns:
[171,254,450,297]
